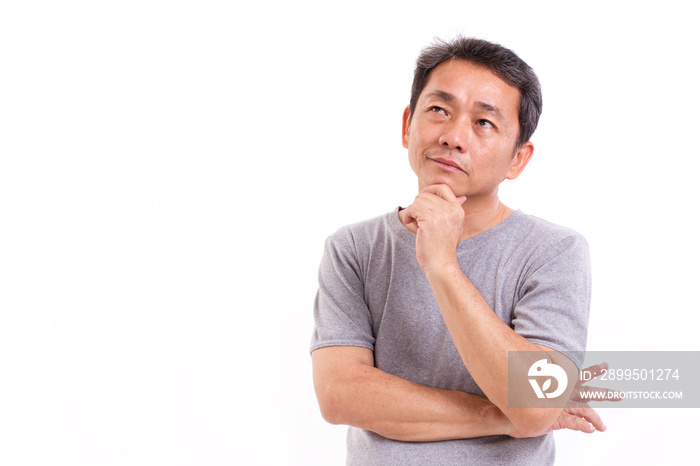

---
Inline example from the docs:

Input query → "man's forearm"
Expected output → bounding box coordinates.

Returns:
[312,346,511,442]
[424,264,576,436]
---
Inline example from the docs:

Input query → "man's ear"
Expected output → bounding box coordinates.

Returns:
[505,141,534,180]
[402,106,411,149]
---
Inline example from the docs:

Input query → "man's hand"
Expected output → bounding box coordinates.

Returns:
[401,184,466,270]
[509,363,619,438]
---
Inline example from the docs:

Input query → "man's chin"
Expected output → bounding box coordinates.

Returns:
[419,179,467,198]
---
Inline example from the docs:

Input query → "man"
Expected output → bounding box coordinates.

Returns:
[310,37,604,465]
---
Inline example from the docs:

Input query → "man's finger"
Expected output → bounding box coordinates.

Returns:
[401,197,436,224]
[569,414,596,433]
[420,184,463,204]
[566,405,607,432]
[402,191,458,224]
[556,412,595,433]
[401,207,416,225]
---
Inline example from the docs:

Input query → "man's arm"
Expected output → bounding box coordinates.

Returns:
[312,346,606,441]
[312,345,511,442]
[424,263,579,436]
[401,184,582,436]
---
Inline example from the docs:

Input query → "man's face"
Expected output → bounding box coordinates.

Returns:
[402,59,533,199]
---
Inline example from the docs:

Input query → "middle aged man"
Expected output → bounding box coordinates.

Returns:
[311,37,605,465]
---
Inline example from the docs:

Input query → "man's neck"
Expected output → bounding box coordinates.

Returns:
[399,192,514,241]
[459,195,514,240]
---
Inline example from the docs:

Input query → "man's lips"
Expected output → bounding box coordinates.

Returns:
[430,157,466,174]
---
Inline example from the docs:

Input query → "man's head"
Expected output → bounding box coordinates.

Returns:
[409,37,542,149]
[402,37,540,200]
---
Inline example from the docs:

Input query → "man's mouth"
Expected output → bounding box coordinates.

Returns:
[431,157,466,174]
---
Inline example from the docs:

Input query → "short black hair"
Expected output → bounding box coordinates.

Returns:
[409,37,542,148]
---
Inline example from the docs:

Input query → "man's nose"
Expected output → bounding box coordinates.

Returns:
[438,120,468,152]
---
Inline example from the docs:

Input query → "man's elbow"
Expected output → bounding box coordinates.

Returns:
[314,377,352,426]
[318,404,342,425]
[312,346,376,427]
[316,391,343,425]
[510,409,559,437]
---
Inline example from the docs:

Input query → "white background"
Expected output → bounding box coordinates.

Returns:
[3,0,698,464]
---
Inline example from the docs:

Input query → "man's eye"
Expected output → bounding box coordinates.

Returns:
[477,119,494,128]
[431,106,447,115]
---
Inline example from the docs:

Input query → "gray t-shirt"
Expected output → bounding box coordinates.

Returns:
[311,208,591,465]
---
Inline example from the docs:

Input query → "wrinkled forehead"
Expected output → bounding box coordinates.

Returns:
[420,59,521,119]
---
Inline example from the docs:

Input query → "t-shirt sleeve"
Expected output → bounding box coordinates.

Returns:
[310,233,375,353]
[512,233,591,369]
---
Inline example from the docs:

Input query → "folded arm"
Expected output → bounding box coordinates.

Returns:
[312,345,511,442]
[312,346,606,441]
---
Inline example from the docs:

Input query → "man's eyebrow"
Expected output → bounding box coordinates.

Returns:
[475,101,506,121]
[426,92,507,121]
[424,90,455,103]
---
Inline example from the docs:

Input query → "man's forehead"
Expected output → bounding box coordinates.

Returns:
[423,60,516,94]
[420,59,520,116]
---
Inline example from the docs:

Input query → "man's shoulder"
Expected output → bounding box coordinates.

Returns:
[510,211,587,243]
[320,208,408,275]
[326,208,402,246]
[505,211,590,262]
